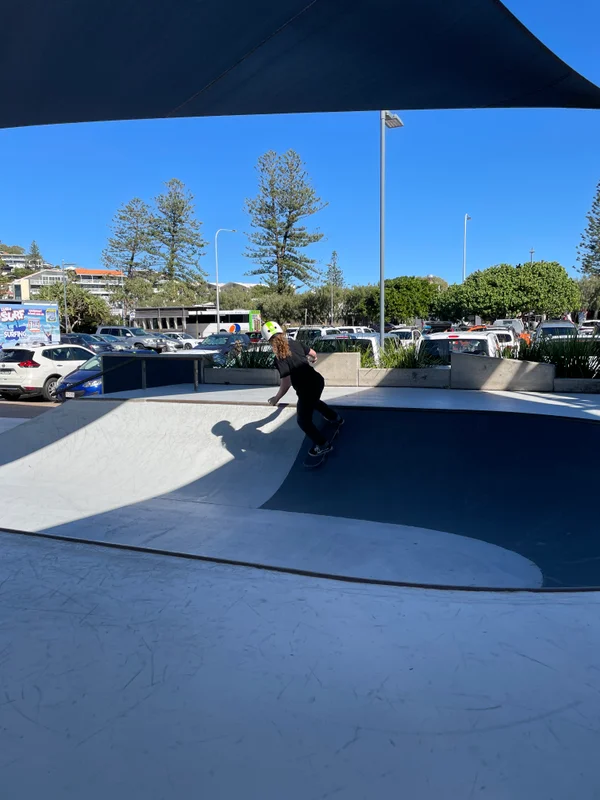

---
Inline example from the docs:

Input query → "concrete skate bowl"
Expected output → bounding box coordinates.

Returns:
[0,399,597,590]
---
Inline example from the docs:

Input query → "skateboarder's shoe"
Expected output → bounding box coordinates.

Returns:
[308,441,333,458]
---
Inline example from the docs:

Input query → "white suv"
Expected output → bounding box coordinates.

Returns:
[0,344,94,401]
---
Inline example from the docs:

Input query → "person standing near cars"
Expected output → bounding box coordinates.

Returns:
[262,321,343,457]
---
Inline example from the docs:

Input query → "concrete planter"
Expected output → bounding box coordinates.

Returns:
[554,378,600,394]
[359,367,450,388]
[205,368,279,386]
[450,352,555,392]
[314,352,360,386]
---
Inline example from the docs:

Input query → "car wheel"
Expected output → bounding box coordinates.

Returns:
[184,343,193,350]
[134,342,144,349]
[42,376,59,402]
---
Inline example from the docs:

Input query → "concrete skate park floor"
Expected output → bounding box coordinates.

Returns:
[0,390,598,589]
[2,392,600,800]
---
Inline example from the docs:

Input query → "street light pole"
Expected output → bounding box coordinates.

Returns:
[462,214,471,283]
[214,228,236,333]
[379,110,403,350]
[61,259,71,333]
[529,248,535,264]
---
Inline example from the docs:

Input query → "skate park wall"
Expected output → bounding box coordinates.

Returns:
[450,352,555,391]
[359,367,450,388]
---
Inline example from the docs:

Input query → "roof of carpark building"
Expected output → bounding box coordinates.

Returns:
[2,0,600,130]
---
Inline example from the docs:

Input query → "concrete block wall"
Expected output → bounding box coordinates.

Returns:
[359,367,450,388]
[450,352,555,391]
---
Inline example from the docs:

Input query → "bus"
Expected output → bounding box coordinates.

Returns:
[132,305,261,339]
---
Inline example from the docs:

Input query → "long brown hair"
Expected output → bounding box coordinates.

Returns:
[271,333,291,359]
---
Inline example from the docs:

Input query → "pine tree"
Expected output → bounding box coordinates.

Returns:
[326,250,344,288]
[577,180,600,276]
[102,198,152,278]
[244,150,327,293]
[27,240,43,268]
[150,179,207,283]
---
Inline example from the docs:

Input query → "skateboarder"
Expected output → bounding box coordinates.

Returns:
[262,321,343,457]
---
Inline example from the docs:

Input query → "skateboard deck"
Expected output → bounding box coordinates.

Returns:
[303,419,342,469]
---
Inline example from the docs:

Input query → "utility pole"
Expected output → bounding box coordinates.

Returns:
[61,259,71,333]
[463,214,471,282]
[529,248,535,264]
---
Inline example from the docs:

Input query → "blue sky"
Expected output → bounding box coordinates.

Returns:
[1,0,599,289]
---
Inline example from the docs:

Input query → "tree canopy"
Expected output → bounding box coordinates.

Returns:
[37,280,112,332]
[102,198,153,277]
[245,150,326,293]
[577,180,600,276]
[151,179,207,283]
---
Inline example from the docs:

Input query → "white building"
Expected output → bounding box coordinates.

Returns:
[10,267,123,310]
[0,252,52,273]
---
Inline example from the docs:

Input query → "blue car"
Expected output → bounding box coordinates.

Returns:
[56,355,103,400]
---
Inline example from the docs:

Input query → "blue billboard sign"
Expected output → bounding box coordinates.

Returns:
[0,303,61,350]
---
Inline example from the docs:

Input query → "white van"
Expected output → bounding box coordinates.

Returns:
[418,331,502,363]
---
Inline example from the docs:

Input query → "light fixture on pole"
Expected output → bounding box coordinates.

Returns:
[529,248,535,264]
[462,214,471,283]
[379,110,403,349]
[214,228,236,333]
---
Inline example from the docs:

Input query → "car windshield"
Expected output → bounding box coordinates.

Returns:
[80,356,101,371]
[99,334,117,341]
[495,333,511,342]
[0,349,34,362]
[390,330,412,340]
[180,333,194,340]
[422,337,490,362]
[539,327,576,337]
[200,335,230,346]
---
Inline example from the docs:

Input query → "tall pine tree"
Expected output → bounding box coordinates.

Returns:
[27,240,43,268]
[150,179,207,283]
[244,150,327,293]
[102,198,152,277]
[577,180,600,276]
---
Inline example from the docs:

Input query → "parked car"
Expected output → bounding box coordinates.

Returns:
[94,333,137,352]
[337,326,375,335]
[192,333,251,364]
[387,327,422,347]
[296,326,343,345]
[0,344,94,401]
[418,332,502,364]
[578,319,600,337]
[61,332,115,353]
[313,334,379,364]
[533,320,578,342]
[56,355,103,400]
[95,325,172,352]
[156,331,203,349]
[486,327,520,355]
[286,327,299,340]
[493,318,525,336]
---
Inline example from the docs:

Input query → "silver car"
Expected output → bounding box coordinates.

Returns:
[96,325,173,352]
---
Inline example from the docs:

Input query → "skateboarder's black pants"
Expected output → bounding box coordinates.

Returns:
[296,379,338,446]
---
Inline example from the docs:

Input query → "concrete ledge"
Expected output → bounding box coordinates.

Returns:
[314,352,360,386]
[205,368,279,385]
[554,378,600,394]
[450,353,555,391]
[359,367,450,388]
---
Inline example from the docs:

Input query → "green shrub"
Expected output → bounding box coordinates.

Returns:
[225,348,275,369]
[514,337,600,378]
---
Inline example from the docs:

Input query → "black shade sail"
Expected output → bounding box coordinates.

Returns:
[2,0,600,130]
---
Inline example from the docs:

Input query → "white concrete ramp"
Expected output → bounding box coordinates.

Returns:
[0,399,304,526]
[0,398,543,589]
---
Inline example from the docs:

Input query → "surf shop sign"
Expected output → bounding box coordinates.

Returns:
[0,303,60,349]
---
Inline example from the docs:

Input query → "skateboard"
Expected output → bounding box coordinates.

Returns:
[303,419,342,469]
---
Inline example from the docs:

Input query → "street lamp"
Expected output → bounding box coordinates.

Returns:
[379,110,403,349]
[462,214,471,283]
[529,248,535,264]
[214,228,236,332]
